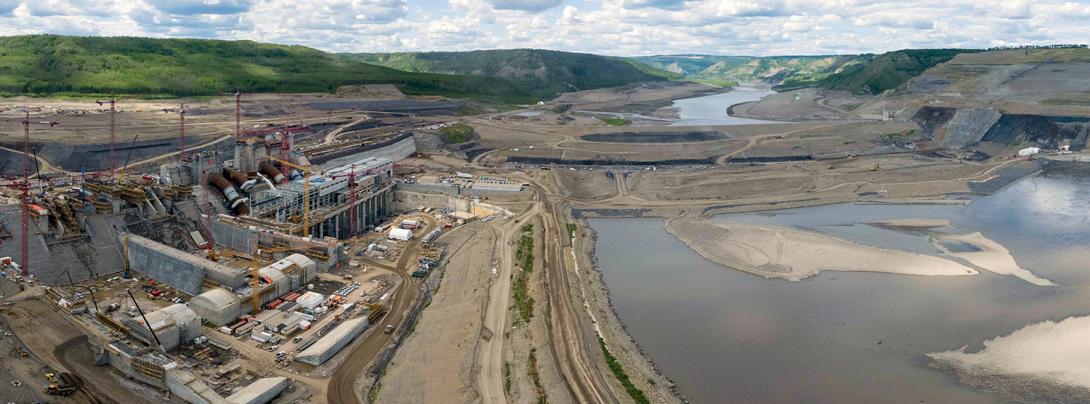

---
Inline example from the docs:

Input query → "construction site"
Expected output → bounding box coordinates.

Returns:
[0,89,521,404]
[2,47,1090,404]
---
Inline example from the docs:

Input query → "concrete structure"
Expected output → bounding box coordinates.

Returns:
[166,368,227,404]
[296,317,369,366]
[226,377,289,404]
[388,227,412,241]
[211,216,341,271]
[314,132,416,169]
[124,234,245,295]
[262,254,316,291]
[296,291,325,310]
[190,288,242,326]
[101,338,232,404]
[249,156,394,239]
[123,303,203,351]
[162,304,203,342]
[467,182,524,192]
[103,340,175,389]
[258,265,291,298]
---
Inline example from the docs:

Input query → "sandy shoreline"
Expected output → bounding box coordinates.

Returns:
[934,232,1056,286]
[661,215,1058,286]
[929,315,1090,401]
[664,216,980,281]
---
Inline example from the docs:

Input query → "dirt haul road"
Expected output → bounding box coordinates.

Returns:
[327,215,435,404]
[541,194,618,404]
[478,204,541,404]
[477,189,616,404]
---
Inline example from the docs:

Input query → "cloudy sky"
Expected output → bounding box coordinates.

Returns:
[1,0,1087,56]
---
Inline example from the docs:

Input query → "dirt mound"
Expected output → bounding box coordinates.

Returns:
[335,84,406,99]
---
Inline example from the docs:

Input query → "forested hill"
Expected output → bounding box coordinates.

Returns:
[0,35,545,103]
[773,49,976,94]
[344,49,678,97]
[636,49,977,94]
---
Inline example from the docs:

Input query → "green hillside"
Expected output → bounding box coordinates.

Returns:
[774,49,976,94]
[0,35,542,103]
[344,49,677,97]
[633,54,862,87]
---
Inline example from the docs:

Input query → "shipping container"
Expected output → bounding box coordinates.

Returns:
[234,322,256,336]
[251,331,271,343]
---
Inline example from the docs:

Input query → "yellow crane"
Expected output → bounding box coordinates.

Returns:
[268,157,319,237]
[258,245,295,258]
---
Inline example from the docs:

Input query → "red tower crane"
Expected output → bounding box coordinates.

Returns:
[19,111,58,277]
[280,130,292,162]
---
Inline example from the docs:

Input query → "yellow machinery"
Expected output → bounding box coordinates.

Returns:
[45,372,79,396]
[269,157,319,237]
[257,245,295,260]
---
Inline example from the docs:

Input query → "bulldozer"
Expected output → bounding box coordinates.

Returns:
[45,372,80,396]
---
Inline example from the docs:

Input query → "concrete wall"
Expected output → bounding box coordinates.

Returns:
[104,342,167,389]
[125,234,244,294]
[225,377,288,404]
[392,189,466,212]
[392,190,510,218]
[296,317,369,366]
[211,218,340,272]
[317,135,416,170]
[166,368,228,404]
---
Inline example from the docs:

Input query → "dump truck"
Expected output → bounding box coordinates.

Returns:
[45,372,80,396]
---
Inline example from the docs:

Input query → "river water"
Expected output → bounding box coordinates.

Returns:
[669,88,778,126]
[591,171,1090,403]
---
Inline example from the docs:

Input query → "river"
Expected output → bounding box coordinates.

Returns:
[669,87,777,126]
[590,171,1090,403]
[574,87,778,126]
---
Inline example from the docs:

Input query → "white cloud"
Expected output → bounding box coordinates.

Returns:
[486,0,562,12]
[0,0,1084,55]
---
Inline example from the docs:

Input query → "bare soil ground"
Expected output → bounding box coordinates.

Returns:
[0,90,429,147]
[553,82,718,114]
[377,222,496,403]
[731,88,868,121]
[0,293,152,403]
[506,215,573,404]
[553,169,618,201]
